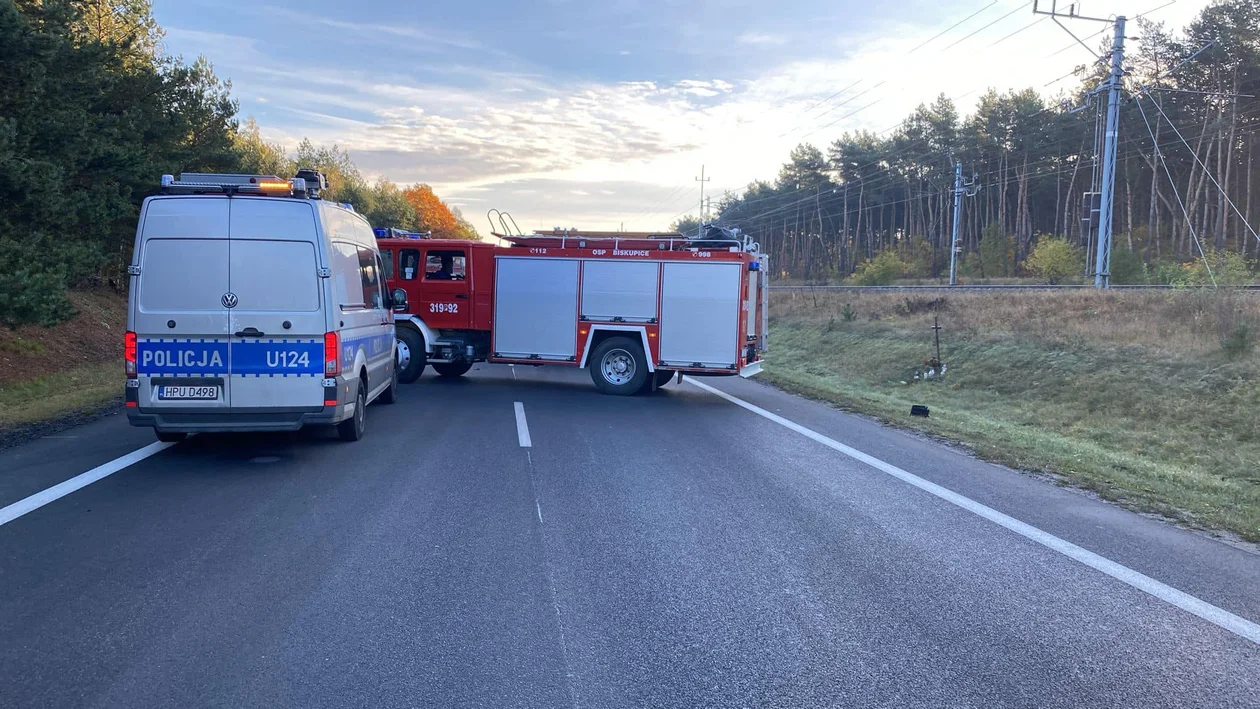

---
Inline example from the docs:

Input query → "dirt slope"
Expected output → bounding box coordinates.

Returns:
[0,291,127,386]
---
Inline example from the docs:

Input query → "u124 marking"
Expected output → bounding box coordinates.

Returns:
[266,351,311,368]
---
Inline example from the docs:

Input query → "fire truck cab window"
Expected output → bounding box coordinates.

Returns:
[425,250,466,280]
[380,249,394,279]
[357,246,385,309]
[399,249,421,280]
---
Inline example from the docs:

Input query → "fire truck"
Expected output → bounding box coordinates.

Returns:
[376,227,768,395]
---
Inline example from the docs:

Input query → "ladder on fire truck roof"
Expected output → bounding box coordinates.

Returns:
[493,225,760,253]
[487,209,523,237]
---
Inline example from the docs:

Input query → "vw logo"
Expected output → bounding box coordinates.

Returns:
[221,292,238,309]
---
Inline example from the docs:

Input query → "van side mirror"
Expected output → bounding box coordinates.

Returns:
[391,288,408,312]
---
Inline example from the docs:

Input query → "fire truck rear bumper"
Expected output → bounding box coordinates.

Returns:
[739,361,763,378]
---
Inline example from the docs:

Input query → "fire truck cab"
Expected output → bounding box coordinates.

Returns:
[378,229,767,395]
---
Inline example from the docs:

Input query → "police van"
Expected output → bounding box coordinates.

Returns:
[124,171,404,442]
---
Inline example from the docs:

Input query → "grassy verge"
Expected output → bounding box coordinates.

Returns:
[0,360,123,429]
[766,290,1260,542]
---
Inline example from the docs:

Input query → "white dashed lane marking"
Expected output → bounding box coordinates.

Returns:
[514,402,532,448]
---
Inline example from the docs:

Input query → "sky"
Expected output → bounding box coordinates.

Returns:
[154,0,1213,235]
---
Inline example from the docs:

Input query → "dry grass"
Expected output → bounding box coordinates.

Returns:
[768,289,1260,542]
[776,289,1260,356]
[0,359,122,428]
[0,290,127,430]
[0,290,127,385]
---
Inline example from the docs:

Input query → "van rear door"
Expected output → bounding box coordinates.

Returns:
[133,198,232,411]
[226,198,325,408]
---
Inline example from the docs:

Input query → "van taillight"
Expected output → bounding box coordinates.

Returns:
[324,332,341,376]
[125,331,137,377]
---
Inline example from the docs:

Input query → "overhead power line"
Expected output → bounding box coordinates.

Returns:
[801,79,863,114]
[1138,90,1260,246]
[1133,97,1216,284]
[908,0,999,53]
[941,2,1031,51]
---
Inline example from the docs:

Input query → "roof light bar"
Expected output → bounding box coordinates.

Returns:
[159,171,329,199]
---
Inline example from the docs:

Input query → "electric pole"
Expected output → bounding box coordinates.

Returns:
[950,163,964,286]
[949,161,980,286]
[695,165,710,236]
[1095,17,1126,288]
[1034,1,1126,288]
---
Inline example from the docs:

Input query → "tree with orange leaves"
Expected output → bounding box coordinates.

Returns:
[402,184,479,240]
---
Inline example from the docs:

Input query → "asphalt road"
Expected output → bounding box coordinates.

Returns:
[2,364,1258,708]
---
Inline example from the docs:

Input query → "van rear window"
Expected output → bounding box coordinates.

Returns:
[229,240,320,312]
[138,239,228,312]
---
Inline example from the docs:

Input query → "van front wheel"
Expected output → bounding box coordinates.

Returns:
[378,363,399,404]
[338,383,366,442]
[396,328,426,383]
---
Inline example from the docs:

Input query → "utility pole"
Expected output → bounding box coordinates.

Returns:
[950,163,963,286]
[1034,1,1126,288]
[695,165,710,235]
[1095,17,1126,288]
[949,161,980,286]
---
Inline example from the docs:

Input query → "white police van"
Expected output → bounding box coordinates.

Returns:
[124,171,406,442]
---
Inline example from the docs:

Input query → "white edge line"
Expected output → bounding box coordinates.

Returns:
[683,376,1260,647]
[514,401,532,448]
[0,441,175,527]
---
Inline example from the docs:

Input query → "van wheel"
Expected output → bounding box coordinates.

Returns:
[396,328,426,383]
[432,361,472,378]
[378,363,399,404]
[155,430,186,443]
[589,336,649,395]
[338,383,366,442]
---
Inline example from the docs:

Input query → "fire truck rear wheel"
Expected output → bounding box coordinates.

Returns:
[432,361,472,378]
[396,328,426,383]
[590,336,649,396]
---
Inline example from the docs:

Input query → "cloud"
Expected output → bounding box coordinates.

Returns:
[238,5,491,54]
[167,0,1216,232]
[737,32,788,46]
[447,178,706,233]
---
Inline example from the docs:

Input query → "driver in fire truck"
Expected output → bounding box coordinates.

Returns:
[429,253,454,280]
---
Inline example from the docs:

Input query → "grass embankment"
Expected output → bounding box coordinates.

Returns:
[767,289,1260,542]
[0,291,126,430]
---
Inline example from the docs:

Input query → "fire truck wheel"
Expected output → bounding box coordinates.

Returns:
[432,361,473,378]
[590,337,649,395]
[637,369,675,394]
[396,328,426,383]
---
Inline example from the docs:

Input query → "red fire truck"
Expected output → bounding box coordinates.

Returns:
[376,228,768,395]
